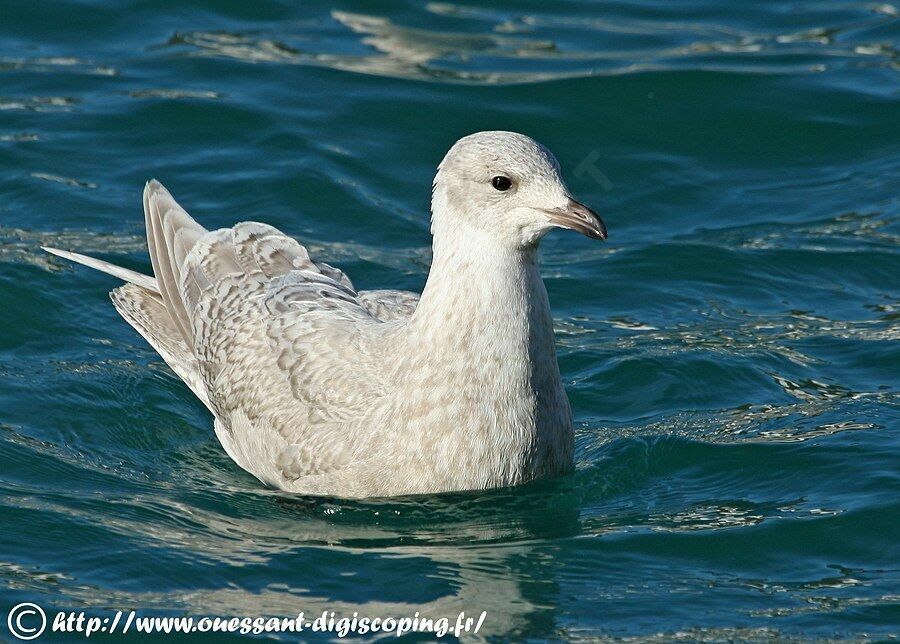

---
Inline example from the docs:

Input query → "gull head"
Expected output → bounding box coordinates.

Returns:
[431,131,606,249]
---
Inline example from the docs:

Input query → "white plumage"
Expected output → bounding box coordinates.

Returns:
[45,131,606,498]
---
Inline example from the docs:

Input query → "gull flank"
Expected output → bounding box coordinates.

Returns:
[44,131,607,498]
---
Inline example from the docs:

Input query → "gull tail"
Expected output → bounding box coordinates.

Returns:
[110,283,211,408]
[43,180,212,411]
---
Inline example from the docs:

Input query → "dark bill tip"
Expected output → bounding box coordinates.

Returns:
[546,199,607,241]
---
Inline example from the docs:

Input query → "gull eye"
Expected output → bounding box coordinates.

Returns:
[491,175,512,191]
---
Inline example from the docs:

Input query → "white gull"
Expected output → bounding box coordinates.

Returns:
[44,131,607,498]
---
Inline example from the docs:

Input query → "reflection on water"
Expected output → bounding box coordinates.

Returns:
[0,227,145,269]
[0,56,116,76]
[160,6,899,84]
[0,96,80,111]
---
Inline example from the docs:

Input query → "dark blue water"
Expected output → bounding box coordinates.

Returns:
[1,1,898,640]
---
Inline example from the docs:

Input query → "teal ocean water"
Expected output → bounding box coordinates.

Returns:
[2,1,899,640]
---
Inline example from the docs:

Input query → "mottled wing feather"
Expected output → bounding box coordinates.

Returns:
[265,281,384,421]
[357,289,420,322]
[168,205,385,482]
